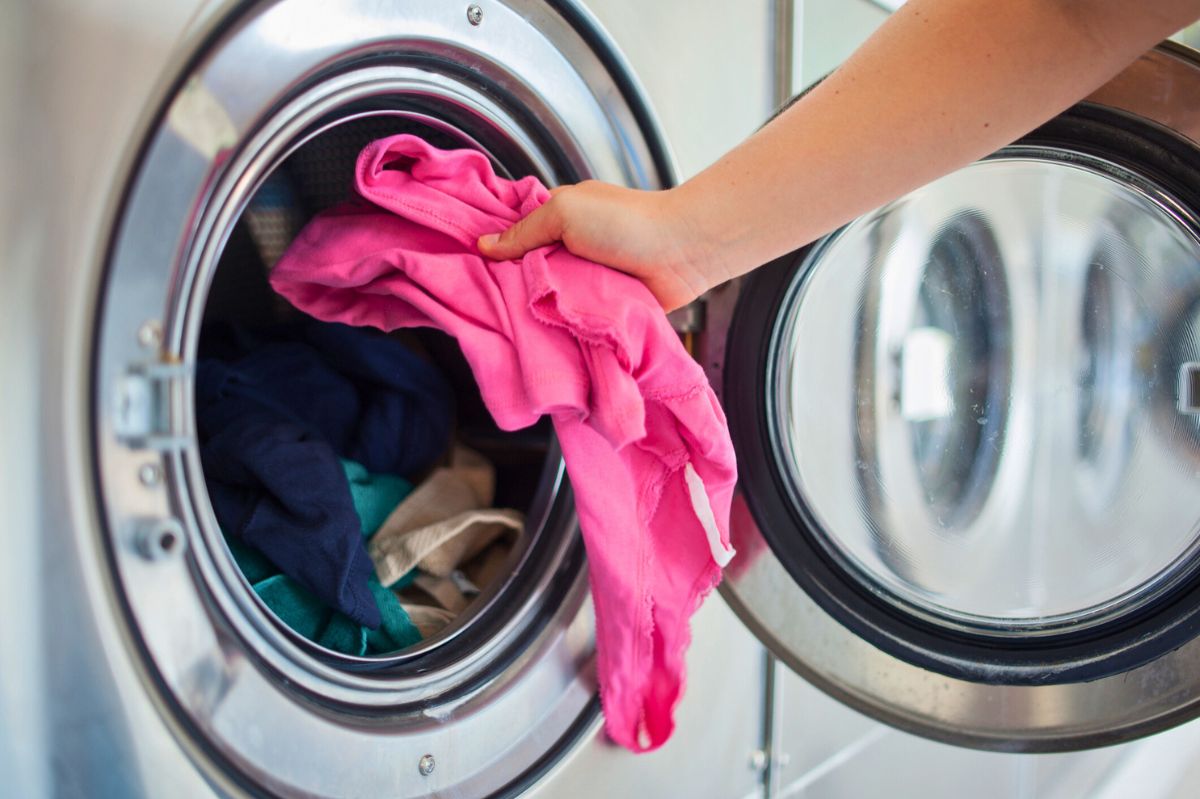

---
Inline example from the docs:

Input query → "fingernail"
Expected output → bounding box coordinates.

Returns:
[477,233,499,250]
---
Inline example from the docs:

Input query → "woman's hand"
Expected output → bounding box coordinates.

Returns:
[476,181,722,312]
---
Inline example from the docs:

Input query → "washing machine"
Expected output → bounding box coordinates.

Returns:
[2,1,772,796]
[7,0,1200,797]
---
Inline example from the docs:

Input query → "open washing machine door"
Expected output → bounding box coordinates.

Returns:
[715,42,1200,752]
[78,0,671,796]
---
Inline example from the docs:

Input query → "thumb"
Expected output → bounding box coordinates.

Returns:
[477,201,564,260]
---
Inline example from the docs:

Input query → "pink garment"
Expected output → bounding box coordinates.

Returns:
[270,134,737,752]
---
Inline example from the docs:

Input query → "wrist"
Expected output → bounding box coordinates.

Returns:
[658,184,732,300]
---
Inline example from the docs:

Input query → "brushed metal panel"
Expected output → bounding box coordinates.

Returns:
[2,1,238,795]
[529,596,767,799]
[586,0,774,177]
[779,728,1025,799]
[769,665,882,792]
[795,0,887,90]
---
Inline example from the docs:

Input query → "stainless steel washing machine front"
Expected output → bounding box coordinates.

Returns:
[0,0,772,796]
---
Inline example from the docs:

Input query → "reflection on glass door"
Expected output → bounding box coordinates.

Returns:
[771,149,1200,634]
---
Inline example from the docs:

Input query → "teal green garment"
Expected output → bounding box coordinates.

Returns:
[253,572,422,655]
[342,459,411,536]
[341,458,416,590]
[224,459,421,655]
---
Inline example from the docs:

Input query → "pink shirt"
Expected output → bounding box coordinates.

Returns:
[271,134,737,752]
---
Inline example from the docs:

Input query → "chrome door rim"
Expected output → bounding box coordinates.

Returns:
[92,0,673,794]
[181,76,573,678]
[712,43,1200,752]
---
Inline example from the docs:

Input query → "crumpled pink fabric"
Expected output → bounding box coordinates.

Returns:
[270,134,737,752]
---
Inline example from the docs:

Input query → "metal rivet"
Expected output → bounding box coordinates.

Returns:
[749,749,767,771]
[134,518,187,562]
[137,320,163,349]
[466,4,483,25]
[138,463,163,487]
[418,753,435,776]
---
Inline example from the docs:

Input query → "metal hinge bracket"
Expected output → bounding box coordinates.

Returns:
[113,360,191,451]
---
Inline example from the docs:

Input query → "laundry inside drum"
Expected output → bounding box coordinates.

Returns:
[195,113,554,663]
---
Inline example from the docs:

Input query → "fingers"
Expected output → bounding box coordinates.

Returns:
[477,199,565,260]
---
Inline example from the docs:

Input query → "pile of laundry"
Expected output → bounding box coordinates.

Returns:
[196,320,523,656]
[268,133,739,753]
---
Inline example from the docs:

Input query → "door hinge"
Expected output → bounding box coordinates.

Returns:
[668,299,706,334]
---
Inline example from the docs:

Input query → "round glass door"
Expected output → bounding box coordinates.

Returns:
[773,149,1200,636]
[715,43,1200,750]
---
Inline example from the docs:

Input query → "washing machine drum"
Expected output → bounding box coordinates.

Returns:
[717,43,1200,752]
[94,1,671,795]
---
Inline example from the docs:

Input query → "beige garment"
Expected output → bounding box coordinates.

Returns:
[370,445,524,587]
[462,539,513,589]
[401,603,457,638]
[396,532,520,638]
[410,572,472,614]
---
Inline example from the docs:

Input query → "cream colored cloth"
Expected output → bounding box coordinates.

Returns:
[398,548,513,637]
[463,539,512,589]
[370,445,524,587]
[410,572,472,614]
[401,603,457,638]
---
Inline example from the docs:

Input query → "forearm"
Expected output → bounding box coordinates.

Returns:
[675,0,1200,288]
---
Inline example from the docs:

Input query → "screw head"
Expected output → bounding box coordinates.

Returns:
[138,462,163,487]
[466,4,483,25]
[137,320,163,349]
[135,518,186,562]
[418,753,435,776]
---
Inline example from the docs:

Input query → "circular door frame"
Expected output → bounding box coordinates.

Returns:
[91,0,674,795]
[711,42,1200,752]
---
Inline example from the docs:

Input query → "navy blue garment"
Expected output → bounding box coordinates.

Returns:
[308,321,456,473]
[196,321,454,628]
[199,321,454,476]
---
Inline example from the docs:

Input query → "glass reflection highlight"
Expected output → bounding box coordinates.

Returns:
[773,149,1200,632]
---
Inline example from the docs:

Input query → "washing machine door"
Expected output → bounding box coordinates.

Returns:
[714,42,1200,752]
[90,0,671,795]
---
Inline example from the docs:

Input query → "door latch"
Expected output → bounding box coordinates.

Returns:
[113,360,191,451]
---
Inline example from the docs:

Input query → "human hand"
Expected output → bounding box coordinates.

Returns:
[476,181,719,312]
